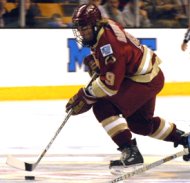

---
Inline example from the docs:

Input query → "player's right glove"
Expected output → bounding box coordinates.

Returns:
[84,54,100,77]
[66,88,97,115]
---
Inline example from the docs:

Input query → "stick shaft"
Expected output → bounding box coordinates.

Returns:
[34,110,73,167]
[6,73,98,171]
[35,73,97,166]
[110,148,189,183]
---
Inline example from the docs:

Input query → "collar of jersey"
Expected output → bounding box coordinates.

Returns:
[92,27,104,48]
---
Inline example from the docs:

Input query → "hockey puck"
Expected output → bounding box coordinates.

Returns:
[25,176,35,180]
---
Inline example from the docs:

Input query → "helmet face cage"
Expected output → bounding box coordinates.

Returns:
[72,28,84,46]
[73,27,98,47]
[72,4,102,47]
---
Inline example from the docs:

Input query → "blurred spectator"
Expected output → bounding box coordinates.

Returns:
[144,0,187,28]
[118,0,128,11]
[89,0,108,18]
[3,0,41,27]
[80,0,88,4]
[178,0,188,16]
[102,0,125,27]
[177,0,188,27]
[122,0,151,27]
[0,0,7,27]
[47,13,67,27]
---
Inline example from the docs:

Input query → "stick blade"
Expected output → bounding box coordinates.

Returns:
[6,155,34,171]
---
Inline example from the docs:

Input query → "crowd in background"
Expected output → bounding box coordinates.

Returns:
[0,0,189,28]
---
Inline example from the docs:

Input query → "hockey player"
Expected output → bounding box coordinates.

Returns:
[181,28,190,51]
[66,3,190,169]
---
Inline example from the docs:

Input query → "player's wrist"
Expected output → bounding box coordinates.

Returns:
[82,88,97,104]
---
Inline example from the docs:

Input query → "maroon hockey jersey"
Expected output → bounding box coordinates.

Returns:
[90,20,162,98]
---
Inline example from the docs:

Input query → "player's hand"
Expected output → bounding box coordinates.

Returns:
[181,42,188,51]
[66,88,96,115]
[84,55,100,77]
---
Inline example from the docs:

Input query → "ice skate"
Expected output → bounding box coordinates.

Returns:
[174,130,190,161]
[110,139,144,175]
[174,132,190,161]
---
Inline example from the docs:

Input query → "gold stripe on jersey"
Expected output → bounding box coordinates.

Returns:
[129,56,161,83]
[150,118,175,140]
[108,20,127,43]
[135,46,153,75]
[102,116,128,137]
[93,28,104,48]
[91,77,118,97]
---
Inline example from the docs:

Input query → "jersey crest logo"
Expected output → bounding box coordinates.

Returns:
[105,55,116,65]
[100,44,113,57]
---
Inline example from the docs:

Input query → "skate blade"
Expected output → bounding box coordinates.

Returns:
[110,163,143,175]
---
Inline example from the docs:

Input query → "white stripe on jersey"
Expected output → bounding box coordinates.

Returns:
[139,48,152,75]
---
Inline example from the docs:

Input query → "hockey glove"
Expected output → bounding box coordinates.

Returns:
[66,88,97,115]
[84,54,100,77]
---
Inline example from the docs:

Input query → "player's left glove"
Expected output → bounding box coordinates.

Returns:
[84,54,100,77]
[66,88,97,115]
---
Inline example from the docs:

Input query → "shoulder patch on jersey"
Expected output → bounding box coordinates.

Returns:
[100,44,113,57]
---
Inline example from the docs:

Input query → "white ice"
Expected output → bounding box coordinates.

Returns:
[0,96,189,157]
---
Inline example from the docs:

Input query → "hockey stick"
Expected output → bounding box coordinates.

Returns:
[6,73,98,171]
[6,110,72,171]
[109,148,189,183]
